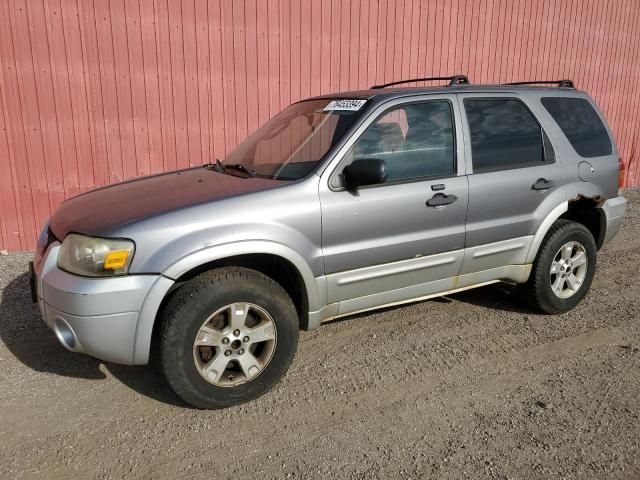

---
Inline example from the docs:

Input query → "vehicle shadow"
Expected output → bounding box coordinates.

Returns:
[1,270,533,407]
[0,272,186,407]
[449,282,536,314]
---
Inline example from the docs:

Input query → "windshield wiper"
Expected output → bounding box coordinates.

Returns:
[223,163,256,177]
[203,159,225,173]
[203,159,256,177]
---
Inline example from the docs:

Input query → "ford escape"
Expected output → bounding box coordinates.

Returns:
[31,75,627,408]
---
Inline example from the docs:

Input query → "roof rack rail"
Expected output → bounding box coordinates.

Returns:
[370,75,470,89]
[503,79,575,88]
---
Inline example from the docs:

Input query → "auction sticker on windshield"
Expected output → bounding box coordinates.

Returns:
[323,99,367,111]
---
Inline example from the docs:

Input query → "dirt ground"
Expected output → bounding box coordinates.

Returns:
[1,189,639,480]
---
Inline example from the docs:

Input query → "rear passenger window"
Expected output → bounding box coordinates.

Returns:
[342,100,455,183]
[541,97,612,157]
[464,98,544,173]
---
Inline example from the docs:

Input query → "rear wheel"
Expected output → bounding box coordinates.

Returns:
[521,219,597,314]
[158,267,299,409]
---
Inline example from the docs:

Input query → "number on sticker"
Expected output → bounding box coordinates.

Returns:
[323,99,367,112]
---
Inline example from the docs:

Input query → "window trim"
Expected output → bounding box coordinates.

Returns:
[463,96,554,175]
[328,98,458,191]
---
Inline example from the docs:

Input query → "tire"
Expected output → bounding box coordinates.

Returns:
[521,219,597,314]
[158,267,299,409]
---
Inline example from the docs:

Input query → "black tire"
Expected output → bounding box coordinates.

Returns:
[521,219,597,314]
[158,267,299,409]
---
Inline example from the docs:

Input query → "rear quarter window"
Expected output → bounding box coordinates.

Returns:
[541,97,612,157]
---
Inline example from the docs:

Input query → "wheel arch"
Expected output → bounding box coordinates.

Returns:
[169,253,311,326]
[525,192,607,265]
[132,242,324,365]
[560,196,606,249]
[525,201,569,264]
[163,241,322,311]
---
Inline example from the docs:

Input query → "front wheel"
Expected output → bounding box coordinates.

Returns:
[158,267,299,409]
[521,219,597,314]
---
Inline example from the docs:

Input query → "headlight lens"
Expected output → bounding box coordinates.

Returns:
[58,234,135,277]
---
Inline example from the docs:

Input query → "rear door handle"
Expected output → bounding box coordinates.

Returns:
[426,193,457,207]
[531,178,554,191]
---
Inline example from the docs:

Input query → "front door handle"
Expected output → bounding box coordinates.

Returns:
[531,178,554,190]
[426,193,458,207]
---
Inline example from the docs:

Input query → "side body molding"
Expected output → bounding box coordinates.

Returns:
[524,200,568,263]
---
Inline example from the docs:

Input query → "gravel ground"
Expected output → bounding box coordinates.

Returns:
[1,188,639,480]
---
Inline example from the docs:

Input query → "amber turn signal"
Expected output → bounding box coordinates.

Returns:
[104,250,131,270]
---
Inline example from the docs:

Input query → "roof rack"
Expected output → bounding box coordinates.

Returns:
[503,79,575,88]
[370,75,470,89]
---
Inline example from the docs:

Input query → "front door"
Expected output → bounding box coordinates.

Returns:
[319,96,469,306]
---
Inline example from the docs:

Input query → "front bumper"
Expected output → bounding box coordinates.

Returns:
[32,243,173,364]
[598,195,627,247]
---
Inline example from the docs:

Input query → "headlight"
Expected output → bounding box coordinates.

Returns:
[58,234,135,277]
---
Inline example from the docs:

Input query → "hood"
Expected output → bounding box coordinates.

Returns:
[50,167,283,239]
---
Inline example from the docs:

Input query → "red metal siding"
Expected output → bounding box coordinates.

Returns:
[1,0,639,251]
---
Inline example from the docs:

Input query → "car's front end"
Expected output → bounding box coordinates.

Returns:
[30,95,368,367]
[31,225,169,364]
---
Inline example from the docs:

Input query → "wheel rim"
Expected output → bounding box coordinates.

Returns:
[192,303,277,387]
[549,241,588,299]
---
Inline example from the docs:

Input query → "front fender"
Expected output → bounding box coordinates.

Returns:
[163,240,325,314]
[131,240,326,365]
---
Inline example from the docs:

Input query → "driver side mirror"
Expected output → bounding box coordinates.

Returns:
[342,158,387,190]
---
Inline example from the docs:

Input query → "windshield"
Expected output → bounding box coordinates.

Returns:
[222,99,368,180]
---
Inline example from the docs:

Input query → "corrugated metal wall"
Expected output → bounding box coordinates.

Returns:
[1,0,639,251]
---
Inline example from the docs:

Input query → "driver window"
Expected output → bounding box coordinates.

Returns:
[341,100,455,184]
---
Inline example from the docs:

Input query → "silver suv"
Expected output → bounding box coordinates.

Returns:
[31,76,627,408]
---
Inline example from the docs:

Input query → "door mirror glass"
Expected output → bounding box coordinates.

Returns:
[342,158,387,189]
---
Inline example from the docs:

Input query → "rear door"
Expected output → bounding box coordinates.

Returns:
[457,93,566,273]
[319,95,469,307]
